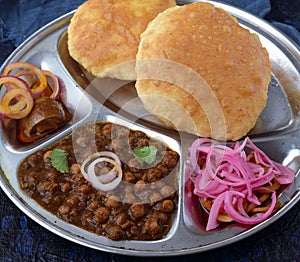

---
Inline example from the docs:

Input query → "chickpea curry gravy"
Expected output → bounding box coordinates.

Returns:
[18,121,179,241]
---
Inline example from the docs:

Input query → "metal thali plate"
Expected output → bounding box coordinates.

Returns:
[0,0,300,256]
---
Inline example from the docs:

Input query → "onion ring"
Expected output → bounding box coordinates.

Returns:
[2,62,47,98]
[0,75,31,92]
[0,88,34,119]
[80,151,123,192]
[42,70,60,99]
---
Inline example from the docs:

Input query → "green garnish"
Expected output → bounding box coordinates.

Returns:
[50,149,70,173]
[133,146,158,164]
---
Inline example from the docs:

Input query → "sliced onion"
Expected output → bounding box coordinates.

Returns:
[0,76,32,118]
[87,157,118,183]
[186,137,295,230]
[0,88,34,119]
[13,69,36,86]
[10,68,60,99]
[206,192,226,230]
[223,191,277,225]
[42,70,60,99]
[3,62,47,98]
[0,75,31,92]
[80,151,123,192]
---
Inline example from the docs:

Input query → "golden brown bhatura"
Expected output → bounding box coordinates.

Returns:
[67,0,176,80]
[135,2,271,141]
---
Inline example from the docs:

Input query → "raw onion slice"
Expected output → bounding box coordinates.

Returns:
[42,70,60,99]
[0,88,34,119]
[80,152,123,192]
[3,62,47,98]
[12,69,60,99]
[0,75,31,92]
[13,69,37,88]
[0,75,32,118]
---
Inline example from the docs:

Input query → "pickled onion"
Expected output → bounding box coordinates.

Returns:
[186,137,295,230]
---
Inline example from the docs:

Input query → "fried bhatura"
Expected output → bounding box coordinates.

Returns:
[68,0,176,80]
[135,2,271,141]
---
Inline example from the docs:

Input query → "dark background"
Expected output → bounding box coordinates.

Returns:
[0,0,299,261]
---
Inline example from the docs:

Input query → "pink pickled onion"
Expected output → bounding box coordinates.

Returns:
[186,137,295,230]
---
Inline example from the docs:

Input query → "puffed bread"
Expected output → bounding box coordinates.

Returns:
[135,2,271,141]
[67,0,176,80]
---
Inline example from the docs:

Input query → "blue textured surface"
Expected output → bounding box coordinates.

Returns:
[0,0,299,261]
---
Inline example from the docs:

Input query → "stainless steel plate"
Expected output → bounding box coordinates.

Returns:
[0,0,300,256]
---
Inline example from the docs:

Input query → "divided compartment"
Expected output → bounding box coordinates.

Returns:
[14,113,183,245]
[1,35,93,152]
[182,136,300,237]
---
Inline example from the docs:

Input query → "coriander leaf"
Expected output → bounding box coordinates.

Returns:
[133,146,157,164]
[50,149,69,173]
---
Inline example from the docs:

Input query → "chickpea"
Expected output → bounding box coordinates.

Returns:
[46,170,58,180]
[155,211,168,223]
[138,190,153,203]
[105,225,125,241]
[102,124,112,136]
[94,207,110,223]
[162,151,178,169]
[134,180,146,195]
[130,203,146,219]
[89,200,100,210]
[137,138,149,147]
[159,199,175,213]
[123,171,136,183]
[105,195,120,209]
[143,217,161,236]
[52,195,62,205]
[115,126,129,138]
[156,164,168,176]
[160,185,175,198]
[78,184,91,194]
[123,185,134,193]
[58,204,71,215]
[70,163,81,175]
[128,158,140,172]
[123,192,137,204]
[27,154,40,167]
[43,150,52,161]
[146,169,162,182]
[152,181,166,191]
[149,192,162,206]
[60,182,71,193]
[114,213,132,229]
[66,195,79,206]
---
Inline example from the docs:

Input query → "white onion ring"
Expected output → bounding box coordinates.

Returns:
[80,152,123,192]
[87,157,119,184]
